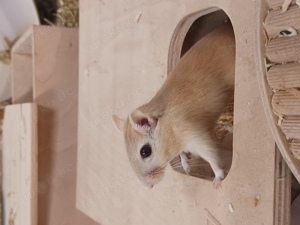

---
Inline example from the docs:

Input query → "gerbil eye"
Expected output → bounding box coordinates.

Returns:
[140,144,152,159]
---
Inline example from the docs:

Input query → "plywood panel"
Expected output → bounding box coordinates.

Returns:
[77,1,280,225]
[2,103,38,225]
[32,25,98,225]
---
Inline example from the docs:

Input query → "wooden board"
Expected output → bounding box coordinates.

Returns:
[2,103,38,225]
[266,35,300,63]
[281,117,300,139]
[77,1,285,224]
[264,5,300,38]
[274,147,291,225]
[256,0,300,188]
[291,140,300,159]
[11,28,33,104]
[267,63,300,89]
[272,91,300,115]
[291,193,300,225]
[0,100,11,225]
[31,25,98,225]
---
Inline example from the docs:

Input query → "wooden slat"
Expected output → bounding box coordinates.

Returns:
[265,5,300,38]
[2,103,38,225]
[272,90,300,115]
[291,140,300,160]
[266,35,300,63]
[281,117,300,139]
[32,25,97,225]
[274,147,291,225]
[267,63,300,89]
[267,0,296,10]
[0,100,11,225]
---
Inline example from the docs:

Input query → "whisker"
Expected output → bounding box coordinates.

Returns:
[148,155,208,176]
[171,165,211,171]
[170,166,186,170]
[152,161,170,174]
[171,162,210,168]
[170,162,183,167]
[170,159,209,168]
[190,163,209,167]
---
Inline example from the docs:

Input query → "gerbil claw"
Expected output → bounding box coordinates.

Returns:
[213,178,223,189]
[180,152,191,175]
[182,161,191,175]
[212,169,225,189]
[183,165,191,175]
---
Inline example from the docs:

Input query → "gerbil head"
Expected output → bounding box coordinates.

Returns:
[112,110,170,189]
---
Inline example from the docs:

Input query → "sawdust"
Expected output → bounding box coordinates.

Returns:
[228,203,234,212]
[135,10,142,23]
[0,99,12,150]
[254,194,261,207]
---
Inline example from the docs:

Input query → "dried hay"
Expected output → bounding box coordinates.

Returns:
[45,0,79,27]
[214,103,234,141]
[281,0,293,12]
[287,88,300,98]
[0,37,17,65]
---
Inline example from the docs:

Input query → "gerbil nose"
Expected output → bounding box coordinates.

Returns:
[144,183,154,189]
[147,184,153,189]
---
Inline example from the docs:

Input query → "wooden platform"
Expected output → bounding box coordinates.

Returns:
[76,0,290,224]
[10,25,98,225]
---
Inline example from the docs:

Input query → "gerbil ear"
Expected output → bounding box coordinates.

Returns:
[129,110,157,132]
[112,114,125,132]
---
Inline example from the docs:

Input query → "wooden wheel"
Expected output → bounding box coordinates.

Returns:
[256,0,300,182]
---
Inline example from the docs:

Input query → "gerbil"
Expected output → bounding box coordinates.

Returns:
[113,22,235,189]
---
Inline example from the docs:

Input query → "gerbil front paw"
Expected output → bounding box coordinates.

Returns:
[180,152,190,175]
[182,159,191,175]
[213,171,225,189]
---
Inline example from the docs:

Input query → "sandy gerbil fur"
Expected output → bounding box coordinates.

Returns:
[113,22,235,188]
